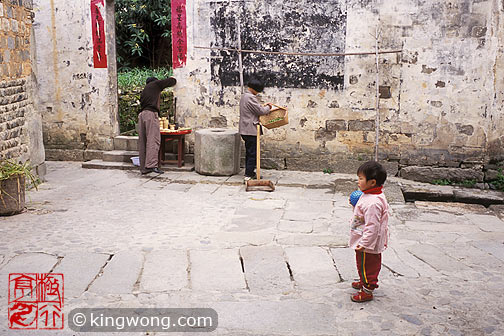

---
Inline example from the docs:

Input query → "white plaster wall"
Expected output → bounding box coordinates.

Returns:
[174,0,504,169]
[33,0,118,158]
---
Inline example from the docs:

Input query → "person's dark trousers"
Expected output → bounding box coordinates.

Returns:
[138,110,161,173]
[241,135,257,177]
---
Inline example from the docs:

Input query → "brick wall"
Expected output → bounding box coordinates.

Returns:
[0,0,35,162]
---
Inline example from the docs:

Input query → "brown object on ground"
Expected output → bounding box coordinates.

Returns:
[0,175,25,216]
[259,104,288,129]
[246,124,275,192]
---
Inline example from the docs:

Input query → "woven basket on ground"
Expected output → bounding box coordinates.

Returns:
[259,105,288,129]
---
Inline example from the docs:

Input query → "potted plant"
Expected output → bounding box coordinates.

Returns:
[0,160,40,216]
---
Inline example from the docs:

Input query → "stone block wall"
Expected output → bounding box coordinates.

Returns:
[0,0,44,171]
[173,0,504,183]
[0,78,29,160]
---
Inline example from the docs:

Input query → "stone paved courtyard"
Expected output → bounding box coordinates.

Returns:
[0,161,503,335]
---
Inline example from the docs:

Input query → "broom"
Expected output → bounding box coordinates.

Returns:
[245,124,275,192]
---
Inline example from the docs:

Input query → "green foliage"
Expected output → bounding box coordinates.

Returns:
[117,67,173,92]
[115,0,172,69]
[117,67,175,134]
[491,169,504,192]
[0,160,40,190]
[323,168,334,174]
[460,179,477,188]
[432,178,478,188]
[432,179,452,186]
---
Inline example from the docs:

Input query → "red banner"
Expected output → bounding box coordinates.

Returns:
[171,0,187,68]
[91,0,107,68]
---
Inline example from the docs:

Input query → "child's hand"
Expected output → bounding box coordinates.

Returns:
[355,245,364,252]
[349,198,355,209]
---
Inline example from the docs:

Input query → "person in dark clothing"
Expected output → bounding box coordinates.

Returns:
[239,78,272,182]
[138,76,177,174]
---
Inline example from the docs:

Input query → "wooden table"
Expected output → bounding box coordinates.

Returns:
[158,129,192,168]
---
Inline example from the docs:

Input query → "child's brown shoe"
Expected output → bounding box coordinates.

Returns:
[351,289,373,302]
[351,281,363,290]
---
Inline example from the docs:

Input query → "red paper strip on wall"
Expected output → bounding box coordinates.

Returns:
[91,0,107,68]
[171,0,187,68]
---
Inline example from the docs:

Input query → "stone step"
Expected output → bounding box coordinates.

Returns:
[102,150,194,164]
[400,182,504,206]
[82,160,195,172]
[103,150,139,162]
[113,135,138,151]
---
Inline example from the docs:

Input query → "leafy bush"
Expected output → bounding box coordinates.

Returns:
[117,67,175,133]
[118,67,173,92]
[115,0,172,69]
[0,160,40,190]
[491,169,504,192]
[432,179,452,186]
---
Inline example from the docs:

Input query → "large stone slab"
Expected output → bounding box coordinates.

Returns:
[190,249,246,291]
[277,220,313,233]
[490,204,504,221]
[242,198,286,210]
[213,300,338,335]
[400,166,484,183]
[384,183,406,204]
[276,233,347,247]
[404,221,480,233]
[465,214,504,232]
[240,246,292,294]
[400,183,454,202]
[53,252,110,298]
[285,200,334,213]
[443,244,504,269]
[140,250,188,292]
[407,243,470,273]
[283,210,330,221]
[381,248,419,278]
[330,247,359,281]
[471,241,504,262]
[88,250,143,295]
[415,201,489,215]
[0,253,59,299]
[453,189,504,206]
[284,247,340,287]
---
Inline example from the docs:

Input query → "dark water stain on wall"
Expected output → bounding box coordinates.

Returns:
[210,0,347,90]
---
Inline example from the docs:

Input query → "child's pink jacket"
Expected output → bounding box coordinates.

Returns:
[349,192,389,254]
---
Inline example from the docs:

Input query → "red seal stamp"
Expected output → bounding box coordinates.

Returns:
[8,273,64,330]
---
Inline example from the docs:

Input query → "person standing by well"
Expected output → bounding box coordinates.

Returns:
[238,78,272,182]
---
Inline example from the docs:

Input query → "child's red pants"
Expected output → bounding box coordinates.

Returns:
[355,250,382,290]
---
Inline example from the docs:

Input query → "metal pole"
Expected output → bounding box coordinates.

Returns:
[194,45,402,57]
[374,26,381,162]
[237,21,244,93]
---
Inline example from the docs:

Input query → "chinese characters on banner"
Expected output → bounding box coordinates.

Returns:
[8,273,64,330]
[91,0,107,68]
[171,0,187,68]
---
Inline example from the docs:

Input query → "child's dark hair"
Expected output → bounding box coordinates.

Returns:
[146,77,158,85]
[247,78,264,93]
[357,161,387,186]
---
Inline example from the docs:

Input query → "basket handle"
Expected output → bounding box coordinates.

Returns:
[264,103,287,111]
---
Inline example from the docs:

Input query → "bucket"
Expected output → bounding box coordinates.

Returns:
[131,156,140,166]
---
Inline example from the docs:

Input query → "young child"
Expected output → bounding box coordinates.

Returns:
[349,161,389,302]
[238,78,272,182]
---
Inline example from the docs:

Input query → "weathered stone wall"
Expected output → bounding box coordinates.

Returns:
[174,0,504,181]
[0,0,45,173]
[32,0,119,161]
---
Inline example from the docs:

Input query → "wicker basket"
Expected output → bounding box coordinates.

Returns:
[259,105,288,129]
